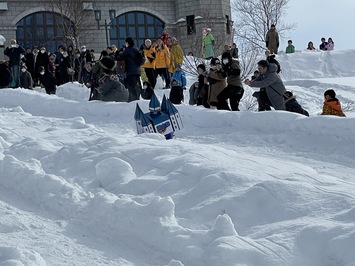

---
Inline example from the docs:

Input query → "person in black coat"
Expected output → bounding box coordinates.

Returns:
[59,51,72,84]
[265,50,281,74]
[38,66,57,94]
[24,48,35,80]
[35,47,50,79]
[4,39,26,88]
[0,61,11,88]
[116,37,143,102]
[283,91,309,116]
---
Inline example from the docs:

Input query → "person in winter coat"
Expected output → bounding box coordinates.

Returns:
[141,81,154,100]
[35,47,50,79]
[96,56,128,102]
[265,50,281,74]
[38,66,57,95]
[327,38,334,51]
[283,91,309,116]
[82,62,100,101]
[265,24,279,54]
[217,52,244,111]
[319,38,328,51]
[0,61,11,88]
[154,39,171,89]
[59,51,72,84]
[4,39,26,88]
[169,37,184,73]
[286,40,295,53]
[116,37,143,102]
[160,29,169,46]
[321,89,345,117]
[19,65,33,90]
[307,41,316,51]
[24,48,35,82]
[230,43,239,58]
[189,64,208,106]
[203,28,215,59]
[169,64,187,104]
[245,60,286,111]
[208,58,227,108]
[141,39,157,88]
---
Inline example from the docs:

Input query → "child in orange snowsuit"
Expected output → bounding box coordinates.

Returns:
[321,89,346,117]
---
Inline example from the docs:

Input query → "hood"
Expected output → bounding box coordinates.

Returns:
[325,99,342,112]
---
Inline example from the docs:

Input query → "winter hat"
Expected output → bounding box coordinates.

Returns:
[197,64,206,71]
[99,56,116,72]
[283,91,293,99]
[257,60,269,68]
[324,89,336,99]
[210,58,221,65]
[125,37,135,47]
[221,52,232,61]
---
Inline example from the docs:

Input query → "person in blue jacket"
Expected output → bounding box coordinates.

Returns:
[169,63,186,104]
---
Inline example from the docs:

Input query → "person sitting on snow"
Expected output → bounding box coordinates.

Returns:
[321,89,346,117]
[283,91,309,116]
[169,63,187,104]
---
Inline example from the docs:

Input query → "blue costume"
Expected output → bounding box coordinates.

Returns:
[134,93,183,139]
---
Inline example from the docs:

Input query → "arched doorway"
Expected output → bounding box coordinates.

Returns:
[16,12,74,51]
[110,11,165,49]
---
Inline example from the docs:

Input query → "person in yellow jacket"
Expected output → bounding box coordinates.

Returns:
[169,37,184,74]
[321,89,346,117]
[154,39,171,89]
[141,39,157,88]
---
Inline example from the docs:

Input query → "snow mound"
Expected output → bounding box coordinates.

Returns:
[0,246,46,266]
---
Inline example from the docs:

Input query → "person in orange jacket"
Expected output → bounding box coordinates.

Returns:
[321,89,346,117]
[141,39,157,88]
[154,39,171,89]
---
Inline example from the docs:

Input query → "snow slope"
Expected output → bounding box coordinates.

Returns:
[0,49,354,266]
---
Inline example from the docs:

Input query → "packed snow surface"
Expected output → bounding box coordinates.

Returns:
[0,49,354,266]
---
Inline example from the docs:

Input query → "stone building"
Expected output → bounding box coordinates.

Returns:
[0,0,232,60]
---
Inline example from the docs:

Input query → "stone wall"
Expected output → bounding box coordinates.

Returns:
[0,0,231,60]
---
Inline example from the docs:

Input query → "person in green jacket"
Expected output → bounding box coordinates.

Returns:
[286,40,295,54]
[203,28,215,60]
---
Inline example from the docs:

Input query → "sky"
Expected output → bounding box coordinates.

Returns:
[283,0,353,51]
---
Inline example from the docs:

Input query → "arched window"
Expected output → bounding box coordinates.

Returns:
[110,12,165,49]
[16,12,74,51]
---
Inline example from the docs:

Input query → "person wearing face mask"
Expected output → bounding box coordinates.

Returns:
[19,65,33,90]
[78,45,92,82]
[38,66,57,95]
[216,52,244,111]
[35,47,50,84]
[4,39,26,88]
[141,39,157,88]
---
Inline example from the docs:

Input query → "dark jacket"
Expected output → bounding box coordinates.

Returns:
[0,63,11,87]
[222,59,242,87]
[35,52,50,73]
[284,94,309,116]
[59,57,72,83]
[249,63,286,110]
[98,75,129,102]
[24,52,35,75]
[20,71,33,89]
[267,56,281,74]
[4,46,26,66]
[117,47,142,76]
[39,72,57,94]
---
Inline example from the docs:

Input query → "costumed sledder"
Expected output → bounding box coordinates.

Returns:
[134,92,183,139]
